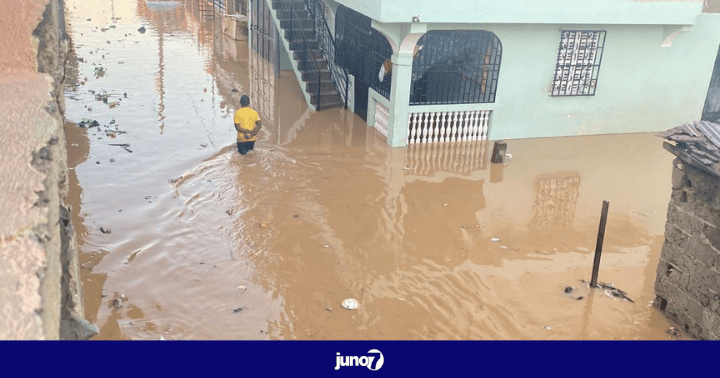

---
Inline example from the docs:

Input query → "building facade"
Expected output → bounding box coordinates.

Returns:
[248,0,720,147]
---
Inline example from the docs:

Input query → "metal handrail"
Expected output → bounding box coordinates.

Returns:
[274,0,325,109]
[304,0,349,109]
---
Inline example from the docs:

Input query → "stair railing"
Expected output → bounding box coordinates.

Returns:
[304,0,349,109]
[273,0,324,109]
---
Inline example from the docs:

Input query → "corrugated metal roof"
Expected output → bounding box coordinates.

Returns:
[657,120,720,177]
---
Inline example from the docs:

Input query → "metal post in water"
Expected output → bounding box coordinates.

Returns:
[589,200,610,288]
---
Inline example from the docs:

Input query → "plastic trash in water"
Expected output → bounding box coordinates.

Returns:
[491,238,500,242]
[341,298,359,310]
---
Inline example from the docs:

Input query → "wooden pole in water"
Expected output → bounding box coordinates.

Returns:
[590,201,610,288]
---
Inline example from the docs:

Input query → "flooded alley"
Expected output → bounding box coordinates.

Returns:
[63,0,683,340]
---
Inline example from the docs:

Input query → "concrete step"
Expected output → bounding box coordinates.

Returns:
[297,58,328,71]
[272,0,306,11]
[285,29,316,42]
[289,40,319,51]
[280,19,312,29]
[302,69,332,82]
[312,94,344,110]
[293,49,323,61]
[305,80,338,93]
[275,9,309,20]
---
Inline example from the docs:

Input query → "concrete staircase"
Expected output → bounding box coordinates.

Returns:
[269,0,343,110]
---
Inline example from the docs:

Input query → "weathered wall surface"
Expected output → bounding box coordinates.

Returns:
[654,158,720,340]
[0,0,95,340]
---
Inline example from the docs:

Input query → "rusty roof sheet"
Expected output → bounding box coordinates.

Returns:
[658,120,720,176]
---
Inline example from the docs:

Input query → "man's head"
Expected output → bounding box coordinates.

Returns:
[241,95,251,107]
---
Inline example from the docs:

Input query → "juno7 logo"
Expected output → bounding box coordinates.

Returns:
[334,349,384,371]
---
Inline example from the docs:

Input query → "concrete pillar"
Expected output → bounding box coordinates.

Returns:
[387,51,414,147]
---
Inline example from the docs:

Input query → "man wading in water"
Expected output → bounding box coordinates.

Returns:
[234,95,262,155]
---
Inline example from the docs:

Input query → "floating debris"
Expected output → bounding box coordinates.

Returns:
[667,326,680,337]
[109,143,133,153]
[94,66,106,78]
[237,285,247,293]
[325,307,333,312]
[79,118,100,128]
[341,298,359,310]
[598,282,635,303]
[233,307,244,313]
[491,238,500,242]
[112,293,126,309]
[564,286,573,294]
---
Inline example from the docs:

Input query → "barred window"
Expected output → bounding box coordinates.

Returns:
[410,30,502,105]
[551,30,606,96]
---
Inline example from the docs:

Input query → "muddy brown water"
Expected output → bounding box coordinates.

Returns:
[64,0,684,340]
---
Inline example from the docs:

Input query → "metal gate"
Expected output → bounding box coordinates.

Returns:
[335,5,393,119]
[702,44,720,122]
[249,0,278,122]
[250,0,277,66]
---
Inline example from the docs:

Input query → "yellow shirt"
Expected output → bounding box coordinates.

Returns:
[234,107,260,142]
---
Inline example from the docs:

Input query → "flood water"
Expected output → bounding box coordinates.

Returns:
[64,0,683,340]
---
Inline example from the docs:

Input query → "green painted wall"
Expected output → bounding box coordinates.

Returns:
[371,14,720,143]
[334,0,703,25]
[480,15,720,140]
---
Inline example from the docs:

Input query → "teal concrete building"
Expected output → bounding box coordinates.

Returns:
[251,0,720,147]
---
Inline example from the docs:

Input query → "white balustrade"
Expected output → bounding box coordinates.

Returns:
[407,110,490,145]
[373,102,390,138]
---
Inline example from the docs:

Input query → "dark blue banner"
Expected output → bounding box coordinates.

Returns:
[1,341,717,376]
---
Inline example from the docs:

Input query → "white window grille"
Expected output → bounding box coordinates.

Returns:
[551,30,606,96]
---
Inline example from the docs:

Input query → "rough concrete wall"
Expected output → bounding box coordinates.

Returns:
[0,0,95,340]
[654,158,720,340]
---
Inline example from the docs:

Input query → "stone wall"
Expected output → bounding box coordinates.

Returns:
[654,157,720,340]
[0,0,95,339]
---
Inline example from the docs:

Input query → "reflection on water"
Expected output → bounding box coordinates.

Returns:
[64,0,684,340]
[530,174,580,230]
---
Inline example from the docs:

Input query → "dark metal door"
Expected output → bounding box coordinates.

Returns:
[249,0,278,121]
[702,44,720,122]
[354,79,369,121]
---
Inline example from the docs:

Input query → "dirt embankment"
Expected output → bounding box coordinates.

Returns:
[0,0,95,340]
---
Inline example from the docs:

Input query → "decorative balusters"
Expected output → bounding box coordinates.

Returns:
[420,112,428,143]
[406,110,491,144]
[430,113,442,142]
[373,102,390,138]
[470,111,479,141]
